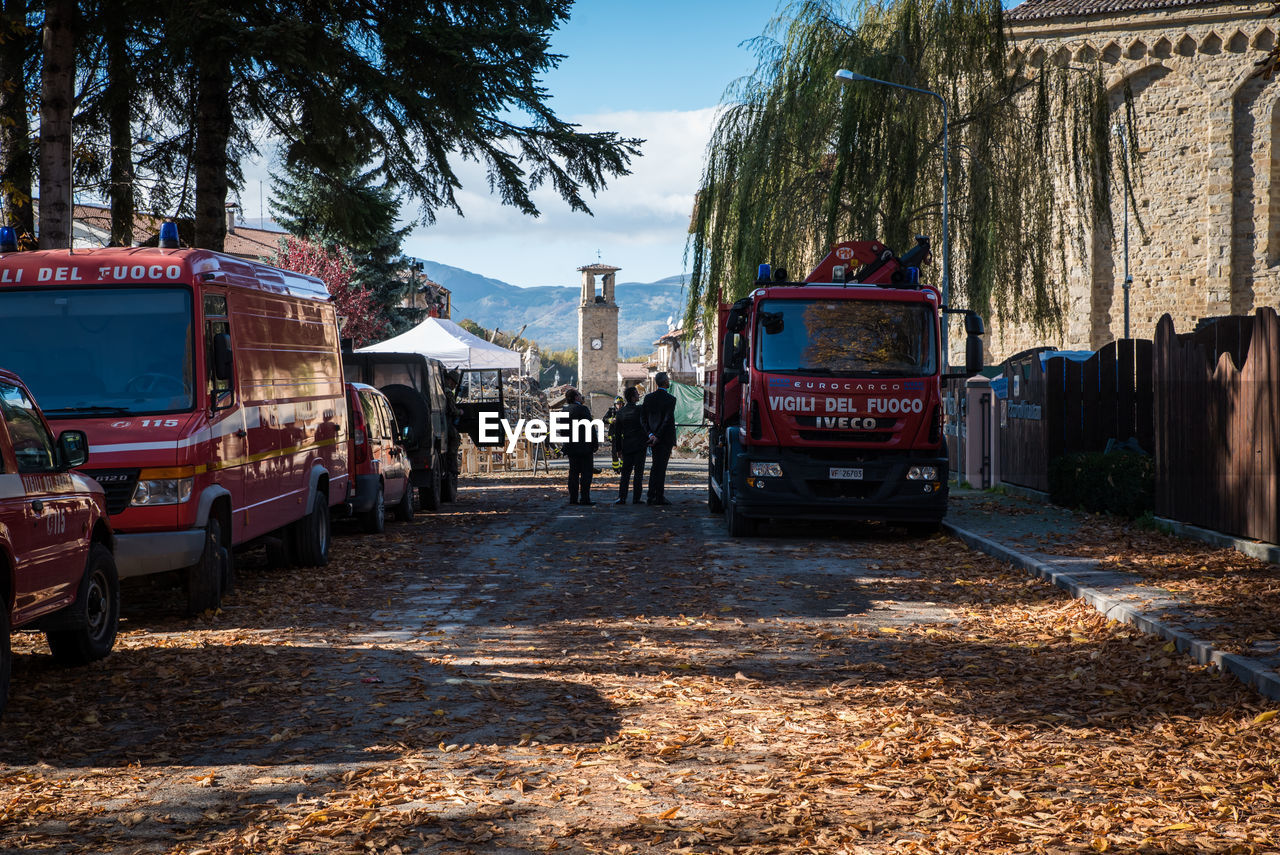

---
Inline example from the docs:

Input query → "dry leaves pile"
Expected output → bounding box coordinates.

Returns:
[973,495,1280,657]
[2,471,1278,854]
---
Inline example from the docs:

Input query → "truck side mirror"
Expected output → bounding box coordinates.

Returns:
[965,332,984,377]
[213,333,234,381]
[57,430,88,469]
[964,312,985,336]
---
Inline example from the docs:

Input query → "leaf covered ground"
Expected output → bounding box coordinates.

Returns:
[2,470,1278,854]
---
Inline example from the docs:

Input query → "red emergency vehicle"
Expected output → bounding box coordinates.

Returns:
[0,368,118,715]
[0,228,349,613]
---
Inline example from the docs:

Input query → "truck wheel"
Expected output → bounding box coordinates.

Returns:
[726,500,756,538]
[419,464,441,512]
[186,519,227,615]
[1,604,11,718]
[46,544,120,664]
[707,456,724,514]
[441,470,457,503]
[393,480,415,522]
[905,520,942,537]
[293,490,331,567]
[361,483,386,534]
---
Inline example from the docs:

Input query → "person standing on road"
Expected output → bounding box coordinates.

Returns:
[604,395,624,471]
[641,372,677,505]
[612,386,647,504]
[563,388,598,505]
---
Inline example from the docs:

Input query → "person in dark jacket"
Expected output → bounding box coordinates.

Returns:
[611,386,647,504]
[604,395,624,470]
[641,372,678,505]
[562,388,599,505]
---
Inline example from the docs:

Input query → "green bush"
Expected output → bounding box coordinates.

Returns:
[1048,450,1154,519]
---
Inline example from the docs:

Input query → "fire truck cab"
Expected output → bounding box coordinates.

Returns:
[0,231,349,614]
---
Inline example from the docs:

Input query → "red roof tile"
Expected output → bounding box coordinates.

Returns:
[1006,0,1233,23]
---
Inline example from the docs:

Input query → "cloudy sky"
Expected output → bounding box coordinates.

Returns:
[241,0,784,288]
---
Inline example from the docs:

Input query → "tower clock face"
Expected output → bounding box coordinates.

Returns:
[590,338,603,350]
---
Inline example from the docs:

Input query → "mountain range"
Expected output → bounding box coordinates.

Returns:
[420,261,687,356]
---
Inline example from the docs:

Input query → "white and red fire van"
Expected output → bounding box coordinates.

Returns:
[0,234,349,614]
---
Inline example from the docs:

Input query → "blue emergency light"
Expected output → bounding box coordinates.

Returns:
[158,220,179,249]
[0,226,17,253]
[756,263,771,283]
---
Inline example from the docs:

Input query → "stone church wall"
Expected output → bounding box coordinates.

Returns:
[987,1,1279,361]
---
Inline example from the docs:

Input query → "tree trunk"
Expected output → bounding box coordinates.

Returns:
[1,0,35,246]
[37,0,73,250]
[193,54,231,251]
[105,14,133,247]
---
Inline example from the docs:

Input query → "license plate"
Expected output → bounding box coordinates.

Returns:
[830,467,863,480]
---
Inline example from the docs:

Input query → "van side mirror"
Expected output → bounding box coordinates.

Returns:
[213,333,234,381]
[57,430,88,469]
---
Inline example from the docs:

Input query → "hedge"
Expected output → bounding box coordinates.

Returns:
[1048,450,1154,519]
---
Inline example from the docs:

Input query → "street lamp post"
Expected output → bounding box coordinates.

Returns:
[1112,122,1132,340]
[835,69,951,371]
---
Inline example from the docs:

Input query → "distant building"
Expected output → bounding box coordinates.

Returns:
[577,261,621,417]
[616,361,648,394]
[652,326,702,386]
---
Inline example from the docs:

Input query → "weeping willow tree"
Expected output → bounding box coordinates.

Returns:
[686,0,1139,340]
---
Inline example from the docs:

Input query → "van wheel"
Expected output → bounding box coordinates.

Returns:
[361,483,386,534]
[1,605,11,718]
[47,544,120,664]
[294,490,331,567]
[186,520,227,615]
[441,470,457,503]
[419,464,441,512]
[393,481,415,522]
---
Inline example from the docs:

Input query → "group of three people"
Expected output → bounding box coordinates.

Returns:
[562,371,677,506]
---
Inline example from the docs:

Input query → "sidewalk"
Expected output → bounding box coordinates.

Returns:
[944,487,1280,701]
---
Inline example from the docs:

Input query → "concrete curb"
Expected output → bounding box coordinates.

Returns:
[943,522,1280,702]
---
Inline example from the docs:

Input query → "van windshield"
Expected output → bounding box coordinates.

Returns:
[755,298,936,377]
[0,287,195,416]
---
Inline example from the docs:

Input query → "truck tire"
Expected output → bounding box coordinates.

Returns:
[1,604,11,718]
[419,461,441,512]
[707,456,724,514]
[393,480,415,522]
[293,490,331,567]
[361,483,386,534]
[186,519,227,615]
[46,544,120,664]
[380,384,429,449]
[726,500,757,537]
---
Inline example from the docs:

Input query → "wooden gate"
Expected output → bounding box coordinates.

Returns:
[1154,309,1280,542]
[999,348,1052,491]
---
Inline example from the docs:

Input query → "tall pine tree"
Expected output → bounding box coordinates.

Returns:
[272,157,416,334]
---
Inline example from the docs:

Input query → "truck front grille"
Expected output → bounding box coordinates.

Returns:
[797,430,894,443]
[808,479,881,499]
[82,469,140,515]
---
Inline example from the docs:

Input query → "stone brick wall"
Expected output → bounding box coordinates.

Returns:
[988,1,1278,361]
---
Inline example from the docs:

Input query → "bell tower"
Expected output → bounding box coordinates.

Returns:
[576,262,620,418]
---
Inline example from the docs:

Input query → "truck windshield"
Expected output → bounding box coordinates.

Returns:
[756,298,936,376]
[0,287,195,415]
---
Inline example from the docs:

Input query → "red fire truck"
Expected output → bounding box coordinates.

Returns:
[0,225,349,613]
[705,237,984,536]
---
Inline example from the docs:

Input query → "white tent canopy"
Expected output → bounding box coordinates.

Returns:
[358,317,521,371]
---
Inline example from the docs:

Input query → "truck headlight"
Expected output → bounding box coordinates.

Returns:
[750,462,783,478]
[906,466,938,481]
[132,474,194,506]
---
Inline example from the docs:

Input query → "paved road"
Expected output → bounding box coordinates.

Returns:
[1,469,1276,854]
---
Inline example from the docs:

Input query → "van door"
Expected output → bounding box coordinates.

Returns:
[203,293,247,540]
[0,381,89,621]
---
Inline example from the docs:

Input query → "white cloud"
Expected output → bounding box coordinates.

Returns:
[237,106,720,286]
[407,107,718,284]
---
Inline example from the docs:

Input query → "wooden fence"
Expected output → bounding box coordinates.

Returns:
[998,340,1154,492]
[1154,309,1280,542]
